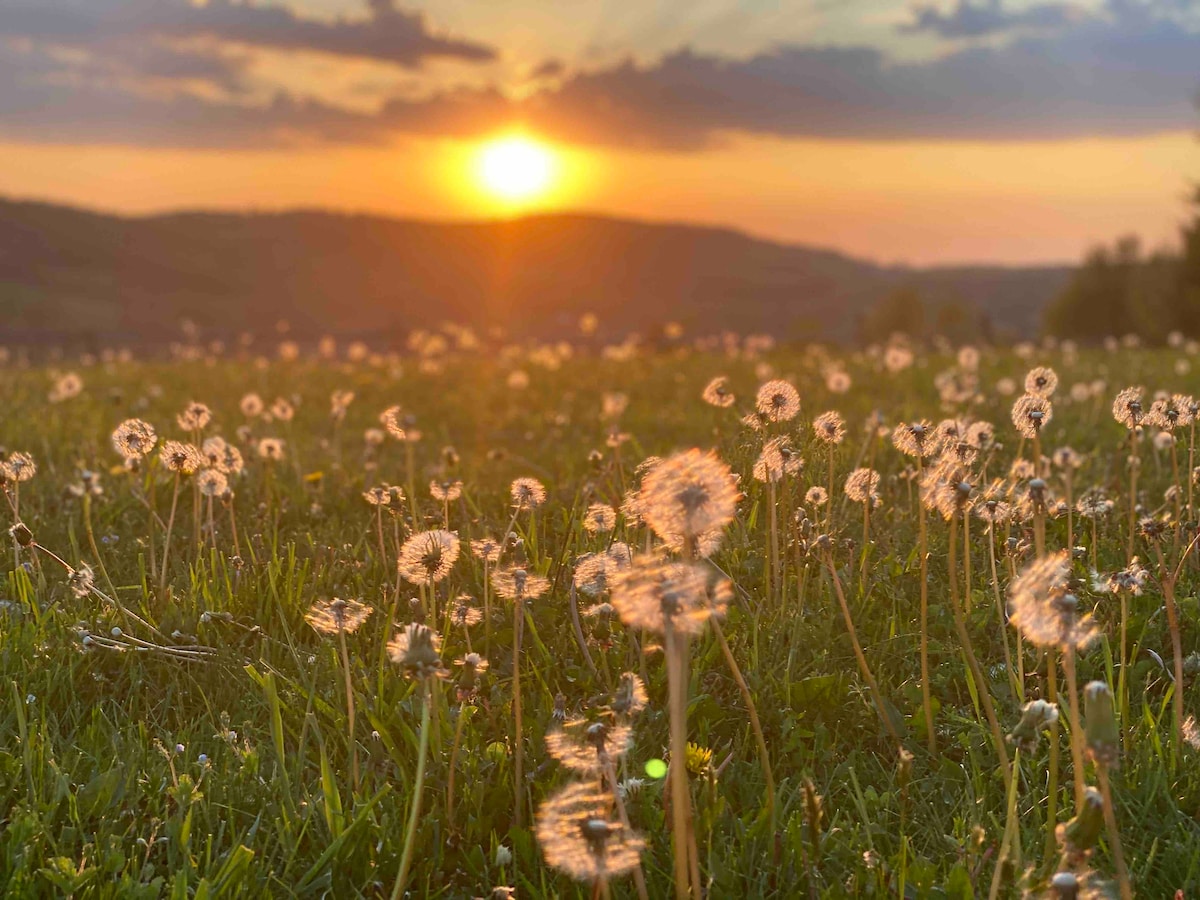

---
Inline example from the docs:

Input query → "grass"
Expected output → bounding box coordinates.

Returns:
[0,341,1199,897]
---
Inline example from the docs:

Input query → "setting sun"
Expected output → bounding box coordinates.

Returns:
[475,134,556,203]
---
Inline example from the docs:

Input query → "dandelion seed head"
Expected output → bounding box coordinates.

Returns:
[1011,393,1053,439]
[640,450,739,553]
[1024,367,1058,398]
[610,553,727,636]
[1008,551,1097,649]
[536,782,645,883]
[176,401,212,432]
[755,379,800,422]
[112,419,157,461]
[510,477,547,510]
[812,411,847,445]
[305,597,373,635]
[397,530,461,586]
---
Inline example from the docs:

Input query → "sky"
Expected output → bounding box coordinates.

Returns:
[0,0,1198,264]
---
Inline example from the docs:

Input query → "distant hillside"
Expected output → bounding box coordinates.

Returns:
[0,198,1071,345]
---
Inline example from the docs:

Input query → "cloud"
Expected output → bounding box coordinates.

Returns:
[0,0,1197,149]
[1,0,496,69]
[516,10,1200,147]
[900,1,1085,38]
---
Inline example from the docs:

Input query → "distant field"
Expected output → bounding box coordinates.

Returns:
[0,336,1197,898]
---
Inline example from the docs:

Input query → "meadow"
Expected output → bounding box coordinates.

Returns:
[1,330,1199,899]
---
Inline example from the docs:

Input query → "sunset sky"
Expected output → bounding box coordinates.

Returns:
[1,0,1198,264]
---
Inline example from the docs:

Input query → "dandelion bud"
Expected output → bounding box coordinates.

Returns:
[1083,681,1120,768]
[1057,788,1105,856]
[9,522,33,547]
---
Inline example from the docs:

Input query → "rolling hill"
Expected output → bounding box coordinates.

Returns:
[0,197,1071,346]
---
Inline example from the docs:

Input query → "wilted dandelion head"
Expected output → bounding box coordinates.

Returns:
[256,438,285,461]
[640,449,739,553]
[160,440,204,475]
[844,468,881,507]
[491,566,550,601]
[610,553,728,636]
[753,437,802,484]
[1024,367,1058,398]
[612,671,648,717]
[305,597,373,636]
[430,480,463,502]
[112,419,157,461]
[67,562,95,599]
[176,401,212,432]
[1104,559,1147,595]
[397,530,461,586]
[1008,551,1097,649]
[536,782,645,883]
[812,411,847,445]
[545,719,633,773]
[510,477,547,510]
[380,405,406,440]
[892,421,935,458]
[388,623,446,680]
[1111,387,1143,429]
[1007,698,1059,753]
[702,376,735,408]
[975,496,1013,527]
[196,468,228,498]
[755,379,800,422]
[583,503,617,534]
[1011,393,1053,439]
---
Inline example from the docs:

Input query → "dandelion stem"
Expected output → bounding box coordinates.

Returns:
[949,512,1011,794]
[1096,764,1133,900]
[1043,650,1060,864]
[159,472,181,600]
[339,628,359,793]
[390,681,432,900]
[512,593,525,832]
[665,621,697,900]
[1061,645,1086,811]
[917,456,936,755]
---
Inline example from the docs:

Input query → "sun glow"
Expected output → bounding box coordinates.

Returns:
[475,134,557,204]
